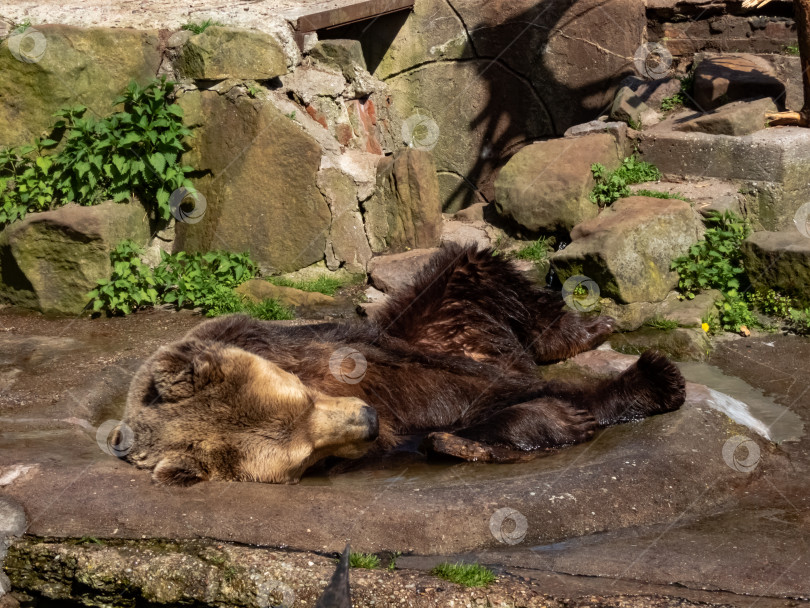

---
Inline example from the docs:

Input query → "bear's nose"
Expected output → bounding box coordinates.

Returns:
[362,405,379,440]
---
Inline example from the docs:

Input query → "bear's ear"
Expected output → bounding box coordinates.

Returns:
[152,454,208,486]
[150,340,223,402]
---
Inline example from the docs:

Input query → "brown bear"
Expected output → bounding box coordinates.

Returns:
[117,244,686,485]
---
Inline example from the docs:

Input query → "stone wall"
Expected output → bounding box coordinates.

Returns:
[327,0,646,211]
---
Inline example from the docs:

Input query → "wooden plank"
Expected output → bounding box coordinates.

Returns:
[293,0,413,32]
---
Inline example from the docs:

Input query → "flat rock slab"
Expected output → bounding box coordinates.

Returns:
[2,312,809,604]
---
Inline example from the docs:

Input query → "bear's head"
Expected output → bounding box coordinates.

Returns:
[116,339,379,485]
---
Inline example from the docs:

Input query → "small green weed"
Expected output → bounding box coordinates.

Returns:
[645,317,679,330]
[635,189,689,201]
[748,289,793,318]
[660,92,684,112]
[12,19,32,33]
[514,236,553,263]
[286,111,297,120]
[590,156,661,207]
[431,562,496,588]
[784,44,801,56]
[387,551,402,571]
[181,19,223,34]
[349,553,380,569]
[267,275,353,296]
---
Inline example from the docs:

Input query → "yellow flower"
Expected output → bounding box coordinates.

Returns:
[701,322,710,333]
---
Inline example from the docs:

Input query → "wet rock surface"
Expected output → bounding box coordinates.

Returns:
[1,309,809,605]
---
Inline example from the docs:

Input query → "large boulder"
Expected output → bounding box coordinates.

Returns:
[0,202,150,315]
[494,133,622,235]
[175,26,287,80]
[174,87,331,274]
[0,25,162,147]
[550,196,704,304]
[364,149,442,253]
[741,231,810,305]
[693,54,785,111]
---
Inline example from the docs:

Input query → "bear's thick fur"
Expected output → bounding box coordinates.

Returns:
[119,244,686,485]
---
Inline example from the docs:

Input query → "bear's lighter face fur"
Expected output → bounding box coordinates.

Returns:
[120,341,378,485]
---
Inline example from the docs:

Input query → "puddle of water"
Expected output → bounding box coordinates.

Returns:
[677,361,804,443]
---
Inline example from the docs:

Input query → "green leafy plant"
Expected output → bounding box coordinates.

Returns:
[784,44,801,56]
[154,250,257,308]
[748,289,793,318]
[87,243,295,319]
[671,211,750,300]
[431,563,496,588]
[88,240,159,315]
[181,19,223,34]
[266,274,354,296]
[348,553,380,569]
[635,189,689,201]
[590,156,661,207]
[671,211,758,331]
[0,78,195,229]
[514,236,553,264]
[789,307,810,334]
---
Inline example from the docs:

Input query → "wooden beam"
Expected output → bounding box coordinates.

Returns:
[292,0,413,32]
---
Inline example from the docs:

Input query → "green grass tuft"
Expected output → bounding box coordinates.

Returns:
[267,275,355,296]
[431,562,496,588]
[784,44,800,56]
[635,189,689,201]
[349,553,381,569]
[644,317,679,330]
[181,19,223,34]
[514,236,553,263]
